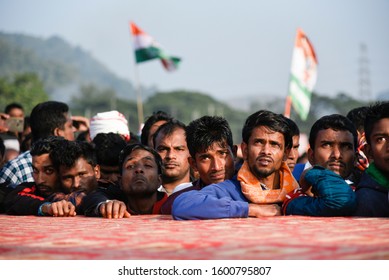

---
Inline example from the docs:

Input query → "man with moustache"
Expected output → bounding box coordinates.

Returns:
[3,137,76,216]
[153,120,192,196]
[282,114,358,216]
[172,110,299,220]
[83,143,167,218]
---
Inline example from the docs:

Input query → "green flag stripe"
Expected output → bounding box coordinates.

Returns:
[135,46,162,63]
[289,75,312,120]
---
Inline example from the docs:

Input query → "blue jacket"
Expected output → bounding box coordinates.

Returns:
[172,176,249,220]
[354,172,389,217]
[283,166,357,216]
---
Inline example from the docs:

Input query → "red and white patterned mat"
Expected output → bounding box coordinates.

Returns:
[0,215,388,259]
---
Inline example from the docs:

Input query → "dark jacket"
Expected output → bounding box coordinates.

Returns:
[3,182,48,215]
[4,182,88,215]
[283,166,357,216]
[83,180,168,216]
[354,172,389,217]
[0,182,12,213]
[160,179,206,215]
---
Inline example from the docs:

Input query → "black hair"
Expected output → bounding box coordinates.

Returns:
[51,140,97,169]
[4,102,24,114]
[346,106,369,134]
[309,114,358,150]
[23,116,30,131]
[29,101,70,144]
[75,130,90,142]
[20,133,32,153]
[30,136,65,157]
[152,119,187,148]
[92,132,127,166]
[242,110,293,149]
[186,115,233,158]
[0,138,5,159]
[118,143,162,175]
[129,132,140,144]
[364,101,389,145]
[140,111,173,146]
[284,117,300,137]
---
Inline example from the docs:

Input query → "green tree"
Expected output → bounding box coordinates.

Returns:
[0,72,49,114]
[144,90,248,143]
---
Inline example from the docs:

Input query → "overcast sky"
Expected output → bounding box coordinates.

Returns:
[1,0,388,103]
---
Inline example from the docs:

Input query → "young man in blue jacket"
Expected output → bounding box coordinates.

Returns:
[283,114,358,216]
[354,101,389,217]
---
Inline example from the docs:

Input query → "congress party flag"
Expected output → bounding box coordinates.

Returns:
[287,28,318,120]
[130,22,181,71]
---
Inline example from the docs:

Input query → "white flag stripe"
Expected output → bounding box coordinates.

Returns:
[133,34,158,50]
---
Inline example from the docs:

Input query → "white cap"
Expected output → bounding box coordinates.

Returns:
[89,110,130,141]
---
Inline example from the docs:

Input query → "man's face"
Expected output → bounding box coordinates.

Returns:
[366,118,389,176]
[286,135,300,172]
[154,128,191,183]
[57,113,75,141]
[8,108,24,118]
[32,154,59,197]
[308,128,355,179]
[242,126,287,179]
[148,120,167,148]
[120,148,161,196]
[59,158,100,194]
[191,141,235,186]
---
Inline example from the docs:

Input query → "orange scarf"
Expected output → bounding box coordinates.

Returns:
[237,161,299,204]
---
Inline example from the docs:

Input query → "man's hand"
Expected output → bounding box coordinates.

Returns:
[248,203,281,217]
[299,168,314,196]
[42,200,76,217]
[99,199,131,219]
[71,115,90,131]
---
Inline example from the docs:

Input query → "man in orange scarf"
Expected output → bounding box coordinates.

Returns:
[172,110,299,220]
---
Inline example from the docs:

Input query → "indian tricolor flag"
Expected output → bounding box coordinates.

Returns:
[130,22,181,71]
[287,28,318,120]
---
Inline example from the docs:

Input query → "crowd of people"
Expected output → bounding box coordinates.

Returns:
[0,100,388,219]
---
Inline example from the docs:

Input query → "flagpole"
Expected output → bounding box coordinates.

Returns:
[284,30,296,119]
[284,53,293,119]
[133,64,144,132]
[129,22,144,133]
[284,94,292,118]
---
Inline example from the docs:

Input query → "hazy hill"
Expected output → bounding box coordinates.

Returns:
[0,31,378,139]
[0,32,138,102]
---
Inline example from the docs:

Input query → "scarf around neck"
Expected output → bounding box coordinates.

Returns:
[237,160,299,204]
[365,162,389,190]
